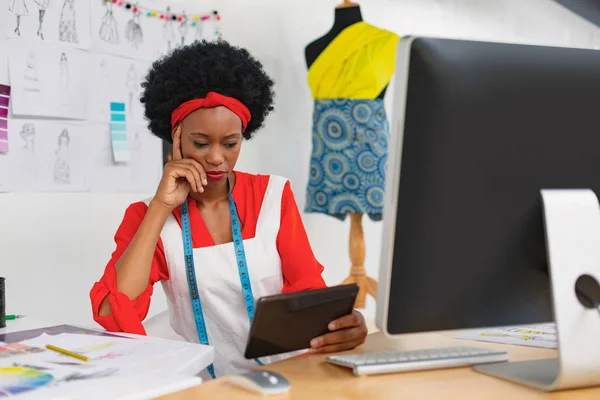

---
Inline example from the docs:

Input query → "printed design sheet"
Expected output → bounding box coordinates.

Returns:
[456,324,557,349]
[8,43,89,120]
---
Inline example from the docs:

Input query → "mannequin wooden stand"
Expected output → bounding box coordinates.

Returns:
[341,213,378,308]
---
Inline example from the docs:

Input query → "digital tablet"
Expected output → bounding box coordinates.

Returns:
[244,283,359,359]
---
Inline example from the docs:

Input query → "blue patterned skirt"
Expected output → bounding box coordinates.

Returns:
[305,99,389,221]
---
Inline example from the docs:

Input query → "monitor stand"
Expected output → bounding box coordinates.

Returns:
[475,189,600,391]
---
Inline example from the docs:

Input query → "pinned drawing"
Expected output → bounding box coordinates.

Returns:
[19,123,39,181]
[456,324,557,349]
[33,0,49,40]
[194,14,221,42]
[59,52,71,106]
[126,67,138,117]
[178,11,188,46]
[9,0,28,36]
[99,1,119,44]
[98,58,111,115]
[10,46,88,119]
[20,124,36,153]
[125,4,143,49]
[59,0,78,44]
[163,6,175,52]
[54,129,71,184]
[23,51,41,105]
[126,63,138,117]
[194,20,204,41]
[130,128,142,181]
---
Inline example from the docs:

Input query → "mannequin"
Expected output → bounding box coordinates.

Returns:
[305,3,387,99]
[303,1,399,308]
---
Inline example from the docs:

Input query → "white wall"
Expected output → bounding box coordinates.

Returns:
[2,0,600,327]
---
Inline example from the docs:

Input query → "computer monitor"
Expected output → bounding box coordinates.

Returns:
[376,37,600,391]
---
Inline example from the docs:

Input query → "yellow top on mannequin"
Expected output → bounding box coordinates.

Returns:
[307,21,399,100]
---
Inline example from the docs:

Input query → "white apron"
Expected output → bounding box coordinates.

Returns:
[149,175,295,380]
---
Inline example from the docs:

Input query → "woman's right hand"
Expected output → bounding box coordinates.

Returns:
[152,126,207,211]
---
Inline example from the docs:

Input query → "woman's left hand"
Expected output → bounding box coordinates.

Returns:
[309,310,368,354]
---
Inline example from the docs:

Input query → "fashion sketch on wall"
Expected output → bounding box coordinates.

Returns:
[60,52,71,106]
[9,0,28,36]
[54,129,71,184]
[19,123,39,180]
[99,0,119,44]
[98,58,111,115]
[130,128,142,181]
[178,11,188,46]
[125,5,143,49]
[34,0,49,39]
[126,63,138,117]
[163,6,175,52]
[194,20,204,40]
[23,51,41,104]
[59,0,78,43]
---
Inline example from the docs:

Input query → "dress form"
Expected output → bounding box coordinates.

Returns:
[305,3,387,99]
[304,1,381,309]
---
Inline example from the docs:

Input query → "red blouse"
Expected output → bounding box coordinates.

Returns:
[90,172,327,335]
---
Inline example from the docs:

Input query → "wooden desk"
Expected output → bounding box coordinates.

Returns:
[159,331,600,399]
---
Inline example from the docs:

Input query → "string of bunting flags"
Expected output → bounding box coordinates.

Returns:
[103,0,221,27]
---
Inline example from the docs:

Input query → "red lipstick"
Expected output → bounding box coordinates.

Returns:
[206,171,227,180]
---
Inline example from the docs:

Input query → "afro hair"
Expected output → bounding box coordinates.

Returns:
[140,40,275,142]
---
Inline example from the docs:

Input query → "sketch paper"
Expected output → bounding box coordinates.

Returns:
[163,5,221,51]
[6,119,89,192]
[0,333,191,398]
[37,121,89,192]
[6,118,42,191]
[8,43,89,119]
[456,323,557,349]
[5,0,91,49]
[88,122,162,193]
[0,84,11,153]
[19,333,189,369]
[90,0,165,60]
[110,102,130,163]
[87,54,150,124]
[90,1,216,60]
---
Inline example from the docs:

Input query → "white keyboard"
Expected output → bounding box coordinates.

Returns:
[326,346,508,376]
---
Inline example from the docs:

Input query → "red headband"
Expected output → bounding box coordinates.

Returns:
[170,92,251,130]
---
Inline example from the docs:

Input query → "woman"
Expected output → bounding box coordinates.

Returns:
[90,40,368,379]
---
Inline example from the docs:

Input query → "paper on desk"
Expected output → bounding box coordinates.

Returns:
[456,324,557,349]
[19,333,189,370]
[0,333,191,398]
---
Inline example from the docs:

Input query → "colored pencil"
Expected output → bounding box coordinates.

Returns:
[46,345,90,362]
